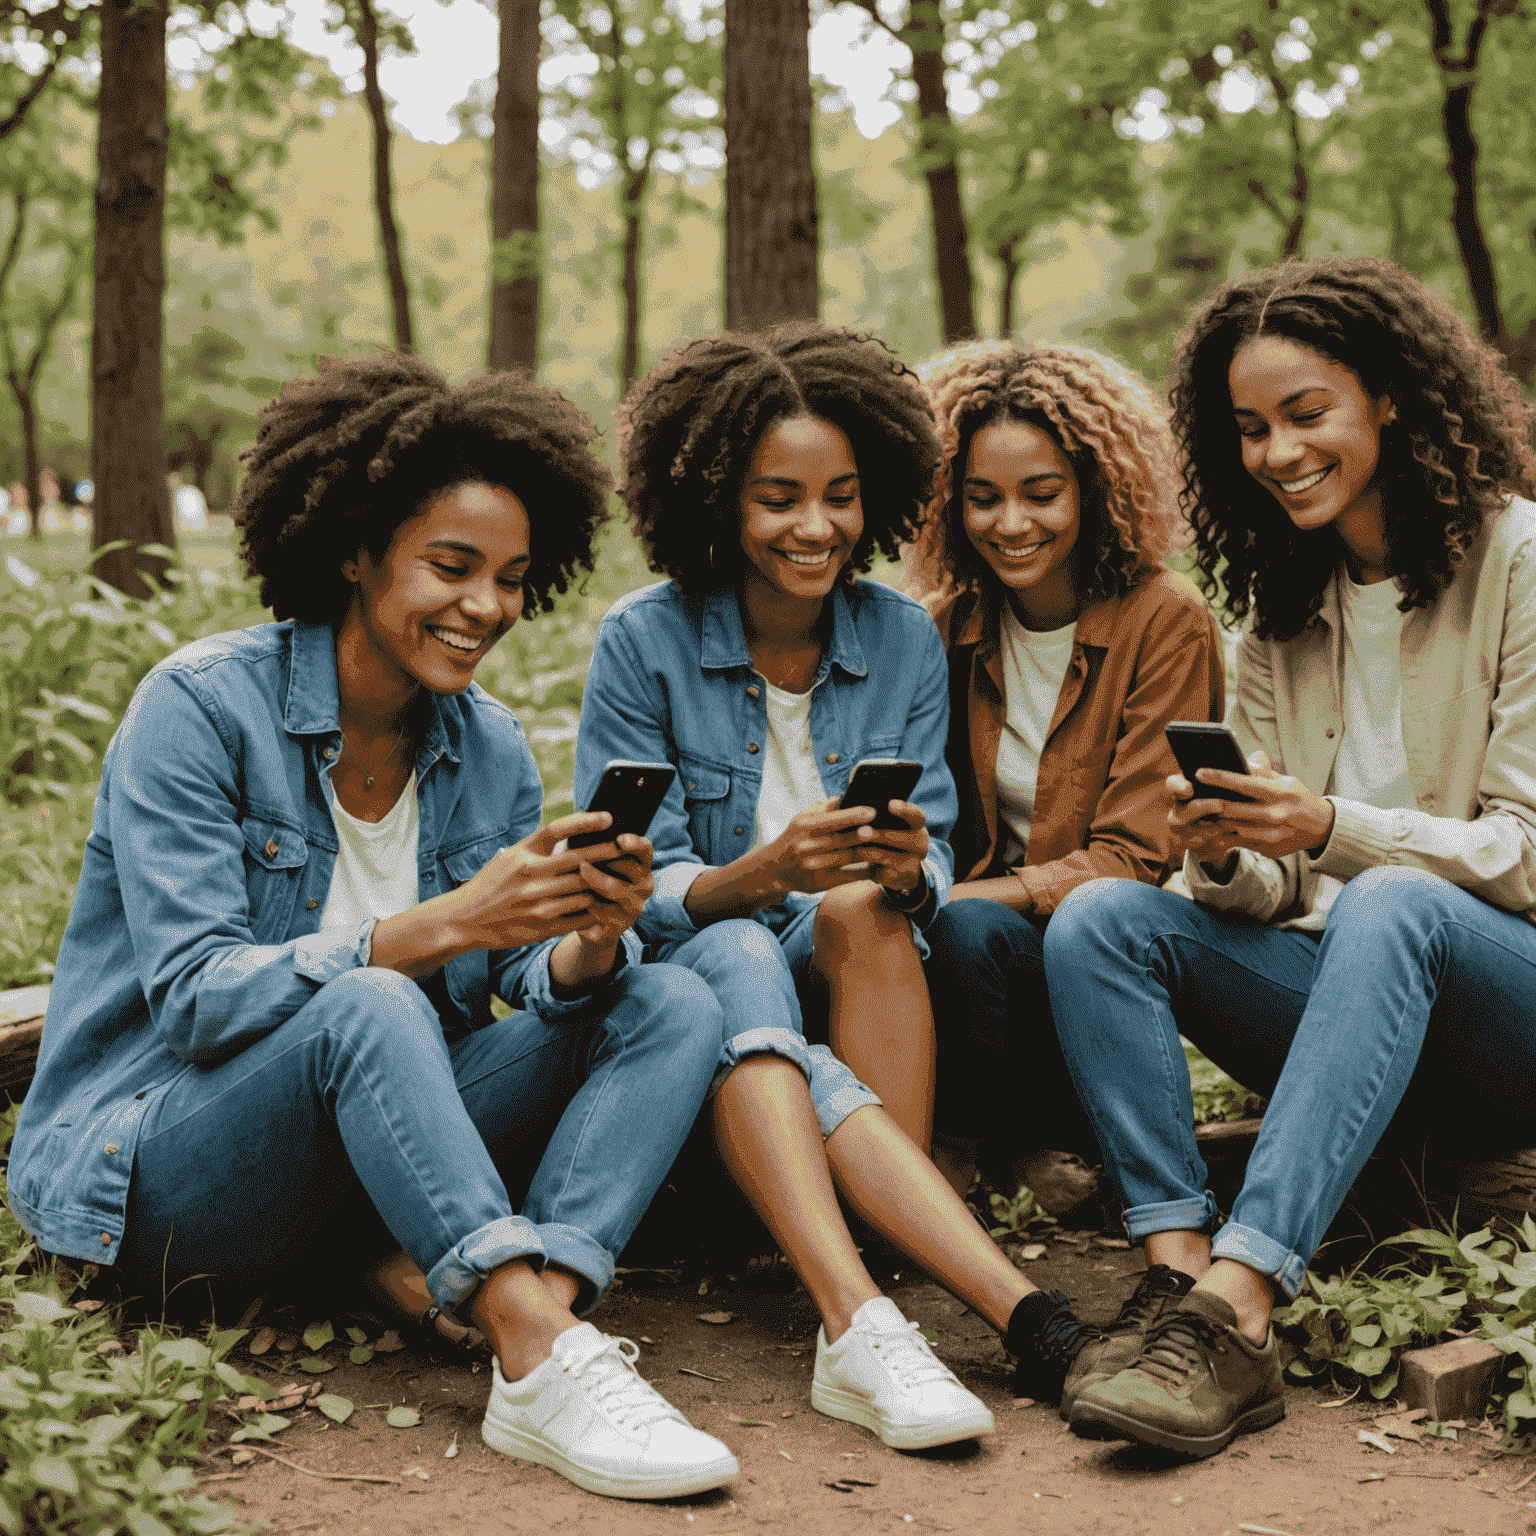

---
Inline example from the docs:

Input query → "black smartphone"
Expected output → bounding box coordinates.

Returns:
[1164,722,1255,803]
[568,760,677,849]
[839,758,923,832]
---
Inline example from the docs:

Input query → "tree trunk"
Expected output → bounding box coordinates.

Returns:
[354,0,414,352]
[906,3,975,344]
[996,239,1021,338]
[723,0,818,332]
[91,0,172,598]
[487,0,540,372]
[1441,79,1505,352]
[618,167,651,395]
[10,380,40,538]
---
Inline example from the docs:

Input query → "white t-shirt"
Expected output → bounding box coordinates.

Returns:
[1328,576,1417,812]
[751,682,828,854]
[321,770,422,934]
[994,606,1077,865]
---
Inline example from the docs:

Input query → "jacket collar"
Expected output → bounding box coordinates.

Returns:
[957,586,1123,655]
[283,619,458,765]
[700,583,869,680]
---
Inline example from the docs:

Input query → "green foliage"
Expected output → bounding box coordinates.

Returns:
[984,1184,1058,1240]
[1275,1217,1536,1447]
[0,1106,260,1534]
[1185,1041,1265,1125]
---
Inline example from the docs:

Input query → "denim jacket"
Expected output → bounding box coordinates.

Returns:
[9,619,639,1266]
[575,578,957,950]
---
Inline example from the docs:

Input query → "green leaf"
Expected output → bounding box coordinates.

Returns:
[386,1405,422,1428]
[229,1412,291,1443]
[350,1345,374,1365]
[12,1291,75,1325]
[156,1337,212,1370]
[302,1320,334,1351]
[298,1356,335,1373]
[918,1327,941,1345]
[1351,1323,1382,1347]
[28,1454,80,1495]
[316,1393,354,1424]
[346,1326,369,1345]
[124,1509,177,1536]
[1347,1345,1391,1378]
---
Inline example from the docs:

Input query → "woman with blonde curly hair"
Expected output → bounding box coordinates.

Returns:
[908,338,1223,1240]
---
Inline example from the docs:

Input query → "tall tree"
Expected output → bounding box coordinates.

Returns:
[723,0,818,331]
[847,0,975,342]
[93,0,173,599]
[547,0,722,391]
[333,0,416,351]
[488,0,540,371]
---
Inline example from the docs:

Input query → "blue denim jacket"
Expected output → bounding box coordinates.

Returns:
[8,619,639,1266]
[575,578,957,950]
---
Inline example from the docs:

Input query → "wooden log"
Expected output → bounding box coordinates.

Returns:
[1453,1148,1536,1230]
[0,985,48,1100]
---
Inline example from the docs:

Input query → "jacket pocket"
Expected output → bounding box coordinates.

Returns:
[241,817,308,939]
[679,755,731,856]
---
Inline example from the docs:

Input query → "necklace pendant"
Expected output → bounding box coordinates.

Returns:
[364,774,375,790]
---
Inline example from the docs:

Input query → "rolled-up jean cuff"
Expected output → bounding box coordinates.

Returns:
[425,1215,547,1322]
[1123,1192,1220,1243]
[1211,1220,1308,1302]
[537,1221,617,1315]
[709,1023,815,1099]
[805,1043,881,1139]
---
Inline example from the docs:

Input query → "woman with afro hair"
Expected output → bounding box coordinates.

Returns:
[6,352,744,1503]
[903,339,1223,1245]
[576,323,1102,1446]
[1048,257,1536,1459]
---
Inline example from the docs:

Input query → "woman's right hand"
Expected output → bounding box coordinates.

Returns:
[453,810,630,950]
[1166,771,1240,882]
[760,797,882,896]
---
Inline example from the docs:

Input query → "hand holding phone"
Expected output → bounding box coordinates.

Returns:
[1164,723,1255,803]
[568,761,677,849]
[838,758,924,831]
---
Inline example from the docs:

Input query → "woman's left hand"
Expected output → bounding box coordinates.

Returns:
[851,800,931,905]
[550,835,656,990]
[1184,751,1336,861]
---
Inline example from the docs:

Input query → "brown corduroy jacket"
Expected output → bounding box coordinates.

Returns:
[930,568,1225,914]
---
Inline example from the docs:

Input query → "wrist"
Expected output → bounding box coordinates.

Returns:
[886,872,931,915]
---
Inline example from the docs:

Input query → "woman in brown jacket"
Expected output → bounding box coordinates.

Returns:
[902,340,1224,1206]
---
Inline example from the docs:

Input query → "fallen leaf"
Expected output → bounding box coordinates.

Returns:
[230,1450,255,1467]
[248,1327,277,1357]
[1012,1397,1037,1409]
[268,1394,307,1413]
[350,1346,375,1366]
[1019,1243,1048,1262]
[400,1466,430,1481]
[297,1357,335,1374]
[1400,1409,1429,1423]
[235,1395,263,1413]
[387,1406,422,1429]
[315,1394,354,1425]
[918,1327,941,1345]
[1358,1430,1397,1455]
[736,1418,769,1427]
[1375,1416,1423,1442]
[72,1299,105,1313]
[780,1451,792,1461]
[96,1339,124,1357]
[1093,1236,1131,1249]
[345,1326,369,1346]
[638,1336,657,1345]
[374,1330,406,1354]
[302,1321,334,1352]
[780,1410,793,1418]
[444,1434,459,1459]
[697,1311,735,1326]
[275,1335,298,1353]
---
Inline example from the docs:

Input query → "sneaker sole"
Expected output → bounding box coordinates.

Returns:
[480,1414,739,1500]
[811,1380,996,1450]
[1068,1393,1285,1457]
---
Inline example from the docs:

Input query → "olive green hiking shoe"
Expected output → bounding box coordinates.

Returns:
[1059,1263,1195,1421]
[1067,1289,1284,1457]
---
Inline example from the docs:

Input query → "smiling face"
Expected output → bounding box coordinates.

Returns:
[961,418,1081,628]
[1228,335,1394,548]
[737,414,863,606]
[343,480,531,697]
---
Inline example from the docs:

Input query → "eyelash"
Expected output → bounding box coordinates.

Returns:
[1240,409,1326,440]
[966,490,1060,507]
[432,562,526,588]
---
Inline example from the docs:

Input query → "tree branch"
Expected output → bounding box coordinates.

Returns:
[848,0,901,43]
[0,44,61,142]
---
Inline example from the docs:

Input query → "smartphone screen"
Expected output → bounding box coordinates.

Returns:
[568,761,677,849]
[839,758,923,832]
[1164,722,1254,803]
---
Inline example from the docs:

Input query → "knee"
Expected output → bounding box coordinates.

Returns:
[1045,876,1167,964]
[315,967,439,1039]
[814,880,907,953]
[688,919,797,999]
[1330,865,1457,931]
[925,896,1029,974]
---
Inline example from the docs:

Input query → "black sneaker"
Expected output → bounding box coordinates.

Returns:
[1059,1263,1195,1421]
[1007,1289,1105,1403]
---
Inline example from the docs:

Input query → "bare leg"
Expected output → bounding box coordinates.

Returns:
[469,1261,585,1378]
[825,1105,1037,1332]
[1194,1258,1275,1345]
[815,883,936,1148]
[1144,1229,1212,1283]
[369,1249,582,1350]
[714,1055,880,1341]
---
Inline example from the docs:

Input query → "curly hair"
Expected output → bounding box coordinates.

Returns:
[616,322,943,594]
[905,339,1180,605]
[233,351,613,624]
[1172,256,1536,641]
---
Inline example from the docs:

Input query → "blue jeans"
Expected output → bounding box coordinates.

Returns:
[1045,867,1536,1300]
[655,913,883,1139]
[119,964,721,1318]
[921,898,1092,1156]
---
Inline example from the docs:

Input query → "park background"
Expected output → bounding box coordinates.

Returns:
[2,4,1536,1532]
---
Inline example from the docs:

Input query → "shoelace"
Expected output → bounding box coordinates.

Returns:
[1031,1289,1105,1377]
[862,1321,960,1391]
[1106,1264,1191,1337]
[1130,1308,1225,1389]
[561,1335,686,1433]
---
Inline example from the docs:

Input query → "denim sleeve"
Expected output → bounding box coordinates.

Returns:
[900,617,958,926]
[106,669,366,1066]
[576,613,707,944]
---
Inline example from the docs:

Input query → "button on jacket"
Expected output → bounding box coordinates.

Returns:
[930,568,1225,914]
[8,619,639,1265]
[1185,496,1536,929]
[576,579,959,948]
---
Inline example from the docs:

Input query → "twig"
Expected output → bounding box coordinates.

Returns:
[678,1367,727,1382]
[1513,1466,1536,1492]
[211,1444,400,1485]
[197,1472,246,1484]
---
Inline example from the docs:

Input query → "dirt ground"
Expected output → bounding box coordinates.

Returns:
[191,1232,1536,1536]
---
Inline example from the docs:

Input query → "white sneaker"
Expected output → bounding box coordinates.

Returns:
[812,1296,996,1450]
[481,1323,739,1500]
